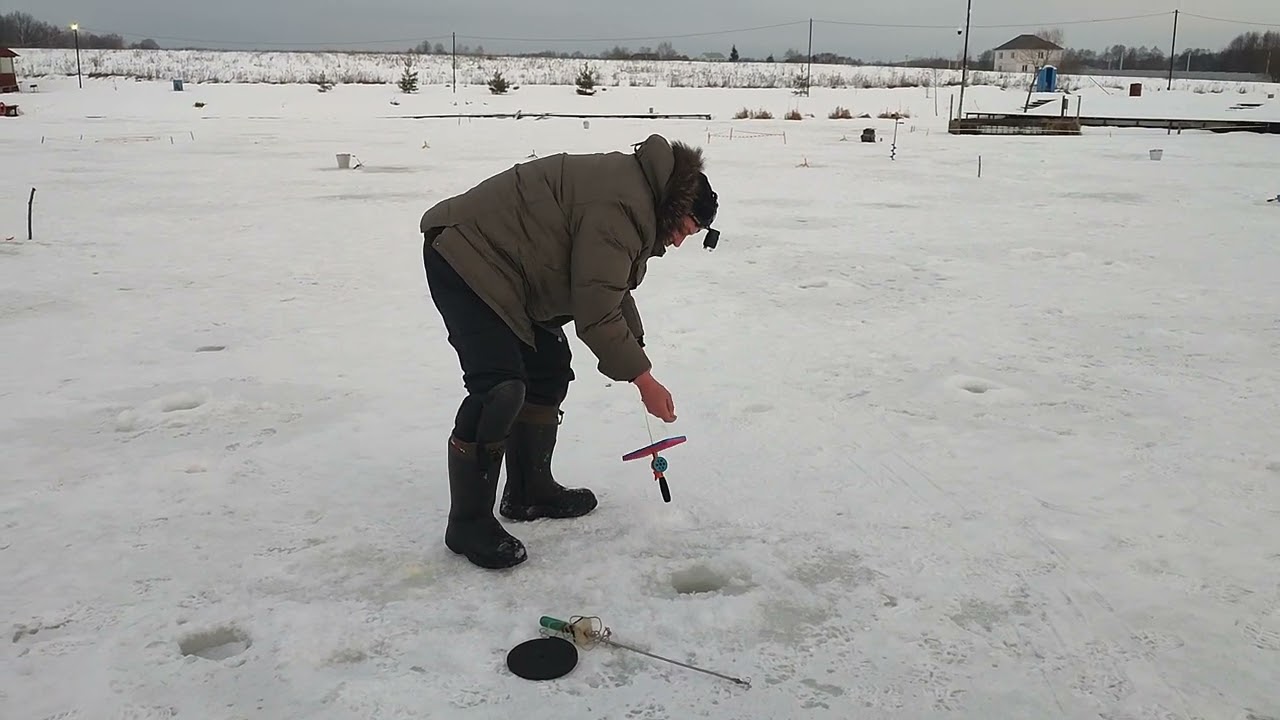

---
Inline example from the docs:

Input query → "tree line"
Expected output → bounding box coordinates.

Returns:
[0,11,158,49]
[1058,31,1278,80]
[3,8,1277,81]
[958,28,1276,80]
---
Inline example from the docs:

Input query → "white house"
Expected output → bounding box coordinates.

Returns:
[992,34,1064,73]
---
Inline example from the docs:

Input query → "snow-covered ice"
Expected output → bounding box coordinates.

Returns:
[3,75,1280,719]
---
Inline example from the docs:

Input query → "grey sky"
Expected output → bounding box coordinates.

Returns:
[32,0,1280,60]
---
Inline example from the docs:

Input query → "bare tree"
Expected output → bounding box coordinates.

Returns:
[1035,28,1065,47]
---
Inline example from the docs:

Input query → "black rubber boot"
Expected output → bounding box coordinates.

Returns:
[500,404,598,521]
[444,436,527,569]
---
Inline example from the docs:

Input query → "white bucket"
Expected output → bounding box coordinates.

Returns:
[336,153,352,169]
[1149,149,1163,161]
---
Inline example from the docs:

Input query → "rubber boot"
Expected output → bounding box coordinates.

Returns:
[444,436,527,569]
[500,404,598,521]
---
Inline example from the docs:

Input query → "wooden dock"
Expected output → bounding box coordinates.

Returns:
[948,115,1082,136]
[957,112,1279,135]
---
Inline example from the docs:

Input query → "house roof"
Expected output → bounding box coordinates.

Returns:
[0,48,19,58]
[993,34,1063,52]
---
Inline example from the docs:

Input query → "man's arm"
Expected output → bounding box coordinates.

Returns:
[621,291,644,347]
[570,213,651,381]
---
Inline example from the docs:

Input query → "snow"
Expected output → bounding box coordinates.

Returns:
[4,74,1280,720]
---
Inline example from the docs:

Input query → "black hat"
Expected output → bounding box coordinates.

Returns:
[691,172,721,250]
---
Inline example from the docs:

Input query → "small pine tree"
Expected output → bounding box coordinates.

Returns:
[575,63,597,94]
[398,57,419,93]
[488,70,509,94]
[730,45,739,62]
[791,73,810,95]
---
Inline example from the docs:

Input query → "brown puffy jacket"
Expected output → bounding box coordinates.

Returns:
[420,133,706,382]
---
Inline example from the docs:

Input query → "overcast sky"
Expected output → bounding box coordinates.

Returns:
[30,0,1280,59]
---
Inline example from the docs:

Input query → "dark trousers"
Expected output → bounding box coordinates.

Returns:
[423,232,574,443]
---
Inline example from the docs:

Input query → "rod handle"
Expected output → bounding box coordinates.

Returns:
[540,616,570,633]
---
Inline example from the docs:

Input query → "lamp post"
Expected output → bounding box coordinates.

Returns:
[70,23,82,88]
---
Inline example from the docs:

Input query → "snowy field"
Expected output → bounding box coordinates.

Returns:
[3,77,1280,719]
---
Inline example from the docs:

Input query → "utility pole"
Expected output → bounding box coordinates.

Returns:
[1167,9,1179,90]
[452,32,456,93]
[805,19,813,97]
[957,0,973,120]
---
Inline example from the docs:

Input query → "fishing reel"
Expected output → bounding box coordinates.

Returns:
[622,436,686,502]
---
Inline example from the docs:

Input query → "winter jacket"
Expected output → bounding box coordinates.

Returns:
[420,133,707,382]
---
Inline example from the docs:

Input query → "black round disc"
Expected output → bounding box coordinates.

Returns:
[506,637,578,680]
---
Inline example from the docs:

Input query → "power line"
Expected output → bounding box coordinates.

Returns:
[1181,12,1280,29]
[815,12,1174,30]
[76,27,452,47]
[74,21,808,48]
[63,11,1280,52]
[456,21,809,43]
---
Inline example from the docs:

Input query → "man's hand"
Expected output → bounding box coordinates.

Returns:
[633,371,676,422]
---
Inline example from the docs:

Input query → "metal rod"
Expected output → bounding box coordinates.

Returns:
[601,637,751,688]
[957,0,972,119]
[1167,10,1179,90]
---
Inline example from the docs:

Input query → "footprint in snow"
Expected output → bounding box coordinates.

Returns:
[114,390,210,432]
[944,375,1025,402]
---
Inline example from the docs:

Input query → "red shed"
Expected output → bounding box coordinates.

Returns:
[0,48,18,93]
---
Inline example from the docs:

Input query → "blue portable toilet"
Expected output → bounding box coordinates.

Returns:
[1035,66,1058,93]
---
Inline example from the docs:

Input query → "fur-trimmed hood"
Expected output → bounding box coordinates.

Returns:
[633,135,706,255]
